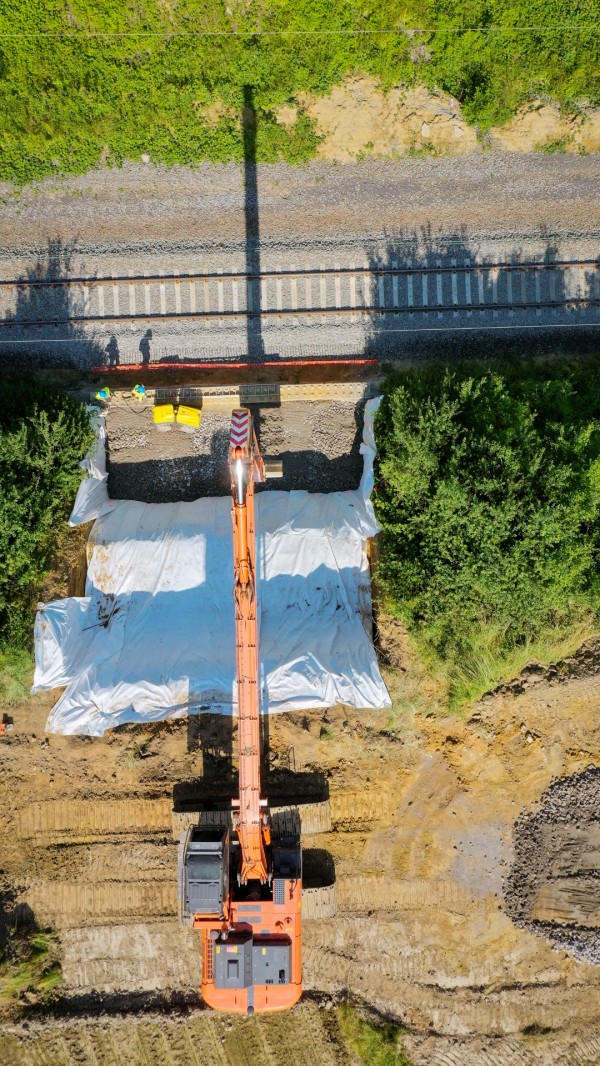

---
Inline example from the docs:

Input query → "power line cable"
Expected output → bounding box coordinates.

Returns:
[0,26,597,38]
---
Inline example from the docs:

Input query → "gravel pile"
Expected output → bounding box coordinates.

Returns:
[505,767,600,965]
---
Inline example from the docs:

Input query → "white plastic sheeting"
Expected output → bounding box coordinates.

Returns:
[68,407,115,526]
[34,399,390,736]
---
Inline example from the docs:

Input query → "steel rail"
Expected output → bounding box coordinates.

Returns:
[1,297,598,329]
[0,258,598,289]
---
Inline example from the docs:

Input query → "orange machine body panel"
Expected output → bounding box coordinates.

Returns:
[193,877,302,1013]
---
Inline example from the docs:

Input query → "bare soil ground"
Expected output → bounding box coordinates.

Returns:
[298,77,600,161]
[106,399,365,501]
[2,626,600,1063]
[1,1000,351,1066]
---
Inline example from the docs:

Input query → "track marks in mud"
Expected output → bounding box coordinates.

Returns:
[17,798,173,840]
[62,924,199,994]
[76,842,176,882]
[25,882,177,927]
[303,884,337,920]
[407,1029,600,1066]
[304,914,494,990]
[336,874,483,915]
[544,824,600,878]
[329,783,398,830]
[533,877,600,927]
[306,920,600,1037]
[0,1005,350,1066]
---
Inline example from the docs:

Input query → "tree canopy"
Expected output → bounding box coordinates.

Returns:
[0,377,93,646]
[374,359,600,703]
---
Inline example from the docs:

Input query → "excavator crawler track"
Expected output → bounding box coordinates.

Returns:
[172,799,331,839]
[302,884,337,920]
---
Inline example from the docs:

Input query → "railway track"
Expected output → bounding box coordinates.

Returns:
[1,258,598,329]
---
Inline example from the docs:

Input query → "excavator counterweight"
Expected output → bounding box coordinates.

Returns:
[178,408,302,1014]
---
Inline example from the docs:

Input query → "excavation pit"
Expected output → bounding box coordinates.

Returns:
[105,390,368,502]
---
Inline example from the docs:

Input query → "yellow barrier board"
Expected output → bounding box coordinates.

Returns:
[153,404,175,425]
[176,405,201,429]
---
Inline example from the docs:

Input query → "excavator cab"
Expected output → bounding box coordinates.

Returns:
[179,827,229,922]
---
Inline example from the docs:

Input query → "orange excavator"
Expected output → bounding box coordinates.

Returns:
[178,408,302,1014]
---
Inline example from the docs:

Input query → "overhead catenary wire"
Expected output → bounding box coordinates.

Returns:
[0,26,597,37]
[1,323,599,345]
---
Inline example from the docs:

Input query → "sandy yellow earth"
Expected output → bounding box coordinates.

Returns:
[1,609,600,1064]
[284,75,600,159]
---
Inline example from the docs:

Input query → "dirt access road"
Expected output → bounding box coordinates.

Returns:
[2,625,600,1064]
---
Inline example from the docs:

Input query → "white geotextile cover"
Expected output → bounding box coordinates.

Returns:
[34,399,390,736]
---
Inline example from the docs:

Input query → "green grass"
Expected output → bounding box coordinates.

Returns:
[522,1022,552,1036]
[0,1,598,184]
[0,645,33,707]
[439,616,596,707]
[0,932,62,1007]
[374,357,600,709]
[337,1005,412,1065]
[536,136,572,153]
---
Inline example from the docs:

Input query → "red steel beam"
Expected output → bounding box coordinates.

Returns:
[92,357,378,374]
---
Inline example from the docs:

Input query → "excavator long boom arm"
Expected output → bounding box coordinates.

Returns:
[229,409,270,884]
[179,406,304,1013]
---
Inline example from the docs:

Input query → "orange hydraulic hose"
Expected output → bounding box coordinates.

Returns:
[235,503,250,587]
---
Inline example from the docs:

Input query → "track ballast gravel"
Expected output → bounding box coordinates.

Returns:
[505,766,600,965]
[0,155,598,370]
[1,155,599,252]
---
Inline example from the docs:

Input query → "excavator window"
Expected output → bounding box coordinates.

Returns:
[188,854,219,879]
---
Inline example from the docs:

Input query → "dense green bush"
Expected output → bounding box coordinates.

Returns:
[0,377,93,648]
[374,359,600,705]
[404,0,599,128]
[0,1,597,184]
